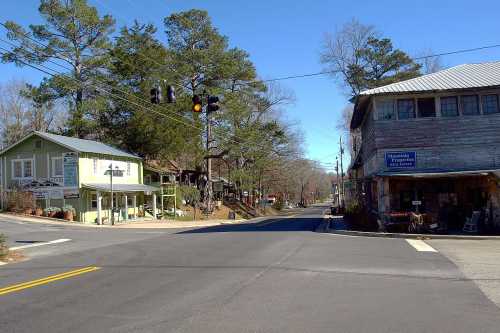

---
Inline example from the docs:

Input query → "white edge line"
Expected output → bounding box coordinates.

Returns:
[406,239,438,252]
[9,238,72,251]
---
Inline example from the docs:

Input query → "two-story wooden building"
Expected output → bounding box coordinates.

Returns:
[350,62,500,231]
[0,131,160,223]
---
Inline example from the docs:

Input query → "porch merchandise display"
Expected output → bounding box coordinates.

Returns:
[463,211,481,233]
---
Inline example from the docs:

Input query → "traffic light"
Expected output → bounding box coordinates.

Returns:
[150,86,161,104]
[192,95,202,112]
[207,95,220,113]
[166,85,176,104]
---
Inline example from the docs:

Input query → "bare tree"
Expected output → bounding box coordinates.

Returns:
[320,18,379,97]
[0,79,61,148]
[416,49,445,74]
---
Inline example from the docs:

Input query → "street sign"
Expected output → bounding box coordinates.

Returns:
[385,151,416,169]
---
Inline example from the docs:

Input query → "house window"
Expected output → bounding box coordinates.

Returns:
[397,99,415,119]
[461,95,480,115]
[93,158,98,175]
[440,97,459,117]
[51,157,63,177]
[13,161,22,178]
[126,162,131,176]
[12,159,34,179]
[377,99,395,120]
[417,98,436,118]
[482,95,499,114]
[91,194,98,209]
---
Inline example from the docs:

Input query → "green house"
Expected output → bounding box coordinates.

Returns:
[0,131,161,223]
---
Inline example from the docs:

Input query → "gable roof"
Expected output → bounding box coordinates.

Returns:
[360,61,500,96]
[0,131,140,159]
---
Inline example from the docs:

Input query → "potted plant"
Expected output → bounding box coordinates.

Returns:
[44,207,61,218]
[34,207,43,216]
[62,205,76,221]
[23,207,34,215]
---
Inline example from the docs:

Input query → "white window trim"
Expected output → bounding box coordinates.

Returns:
[11,158,35,180]
[51,156,64,178]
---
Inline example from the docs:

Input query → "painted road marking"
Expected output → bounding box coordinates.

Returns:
[0,266,101,296]
[406,239,438,252]
[9,238,72,251]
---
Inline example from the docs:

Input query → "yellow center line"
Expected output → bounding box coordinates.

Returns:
[0,266,101,296]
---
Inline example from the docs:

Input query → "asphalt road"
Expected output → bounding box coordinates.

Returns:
[1,205,500,332]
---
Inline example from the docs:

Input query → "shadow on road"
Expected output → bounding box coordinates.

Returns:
[176,217,322,234]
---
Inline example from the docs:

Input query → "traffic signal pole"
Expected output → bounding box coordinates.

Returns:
[206,107,213,213]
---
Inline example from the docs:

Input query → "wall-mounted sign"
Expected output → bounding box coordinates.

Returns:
[385,151,416,169]
[63,152,78,187]
[412,200,422,206]
[64,188,80,199]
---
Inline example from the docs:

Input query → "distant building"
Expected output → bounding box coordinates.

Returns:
[349,62,500,231]
[0,131,160,223]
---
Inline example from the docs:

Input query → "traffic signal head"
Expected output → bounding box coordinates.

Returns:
[192,95,202,112]
[207,95,220,113]
[166,85,176,103]
[150,87,161,104]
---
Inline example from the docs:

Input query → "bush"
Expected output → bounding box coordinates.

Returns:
[272,200,284,211]
[6,189,34,213]
[0,234,8,261]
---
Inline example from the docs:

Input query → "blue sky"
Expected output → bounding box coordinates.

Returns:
[1,0,500,171]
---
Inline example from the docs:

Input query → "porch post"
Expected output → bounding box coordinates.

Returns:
[124,194,128,221]
[133,195,137,220]
[96,191,102,225]
[152,192,157,220]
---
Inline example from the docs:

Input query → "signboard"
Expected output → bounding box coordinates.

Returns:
[64,189,80,199]
[412,200,422,206]
[385,151,416,169]
[63,152,78,187]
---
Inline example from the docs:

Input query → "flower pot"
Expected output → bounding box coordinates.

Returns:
[63,211,74,222]
[24,208,33,215]
[35,208,43,216]
[48,211,58,218]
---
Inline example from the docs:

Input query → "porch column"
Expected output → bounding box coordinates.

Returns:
[96,191,102,225]
[132,195,137,220]
[376,177,391,223]
[152,192,157,220]
[124,194,128,221]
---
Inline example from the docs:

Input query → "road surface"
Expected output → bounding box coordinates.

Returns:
[1,205,499,332]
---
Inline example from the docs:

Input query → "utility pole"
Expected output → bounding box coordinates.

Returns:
[335,156,340,207]
[339,137,345,209]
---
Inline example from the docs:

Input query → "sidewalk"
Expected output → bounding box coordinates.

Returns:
[0,213,247,229]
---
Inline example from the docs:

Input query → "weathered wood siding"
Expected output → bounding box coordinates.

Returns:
[360,90,500,176]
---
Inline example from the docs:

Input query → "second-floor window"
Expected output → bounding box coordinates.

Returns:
[461,95,480,115]
[482,95,499,114]
[417,98,436,118]
[440,96,459,117]
[126,162,131,176]
[377,100,395,120]
[397,99,415,119]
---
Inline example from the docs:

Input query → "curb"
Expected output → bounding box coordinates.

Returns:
[320,216,500,240]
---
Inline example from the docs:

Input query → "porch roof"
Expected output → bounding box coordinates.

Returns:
[377,168,500,179]
[82,183,160,193]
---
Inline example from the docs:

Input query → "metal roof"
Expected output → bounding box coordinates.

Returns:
[35,131,140,159]
[360,61,500,96]
[82,183,159,193]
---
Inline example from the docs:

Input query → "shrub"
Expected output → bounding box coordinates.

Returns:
[0,234,8,261]
[272,200,284,211]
